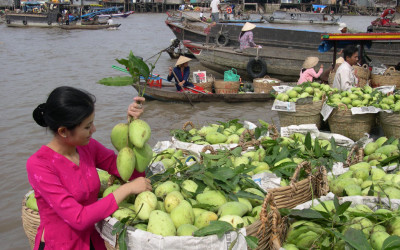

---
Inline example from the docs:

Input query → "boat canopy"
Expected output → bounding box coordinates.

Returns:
[318,32,400,53]
[312,5,326,11]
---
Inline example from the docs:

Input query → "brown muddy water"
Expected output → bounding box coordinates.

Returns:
[0,13,376,249]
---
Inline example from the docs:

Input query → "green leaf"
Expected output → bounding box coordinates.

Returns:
[193,221,234,238]
[230,147,243,157]
[305,132,312,150]
[245,236,259,249]
[209,167,236,180]
[314,138,322,158]
[98,76,134,87]
[118,226,128,250]
[192,203,218,210]
[289,209,326,219]
[330,228,372,250]
[382,235,400,250]
[235,190,264,200]
[336,201,352,216]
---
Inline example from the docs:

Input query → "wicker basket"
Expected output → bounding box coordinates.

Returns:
[371,67,400,88]
[380,111,400,138]
[195,74,215,93]
[245,193,288,250]
[328,106,376,141]
[253,76,281,93]
[266,162,329,209]
[214,80,240,94]
[353,64,370,80]
[357,78,369,88]
[22,193,40,249]
[277,100,324,129]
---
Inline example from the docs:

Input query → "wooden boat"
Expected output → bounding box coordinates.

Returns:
[132,83,273,103]
[265,10,340,25]
[166,18,400,67]
[98,11,134,18]
[5,2,70,27]
[219,18,265,24]
[183,41,332,81]
[60,24,121,30]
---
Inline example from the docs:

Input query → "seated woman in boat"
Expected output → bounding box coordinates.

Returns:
[239,22,260,50]
[297,57,323,85]
[167,56,195,92]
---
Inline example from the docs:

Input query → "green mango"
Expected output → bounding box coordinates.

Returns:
[97,170,111,197]
[164,191,184,213]
[26,192,38,211]
[147,210,176,236]
[112,207,136,221]
[102,184,120,198]
[376,145,398,157]
[177,224,198,236]
[133,143,153,173]
[349,162,370,172]
[134,223,147,231]
[155,181,180,198]
[134,191,157,220]
[384,187,400,199]
[225,134,240,144]
[370,231,390,250]
[193,208,208,218]
[117,147,136,181]
[218,215,244,228]
[110,123,130,151]
[196,190,227,210]
[244,188,264,207]
[205,132,227,144]
[170,200,195,228]
[364,142,379,155]
[242,216,256,227]
[129,119,151,148]
[194,211,218,228]
[217,202,248,217]
[181,180,198,198]
[376,137,388,147]
[371,168,386,181]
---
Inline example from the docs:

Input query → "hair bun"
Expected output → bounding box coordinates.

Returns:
[33,103,48,127]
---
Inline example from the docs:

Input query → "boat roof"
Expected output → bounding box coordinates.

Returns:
[224,22,322,33]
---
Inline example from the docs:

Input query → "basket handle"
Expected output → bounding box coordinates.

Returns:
[344,145,364,167]
[201,145,216,154]
[362,64,369,69]
[289,161,312,185]
[337,103,348,112]
[183,121,195,131]
[269,124,280,140]
[257,193,283,249]
[386,66,396,74]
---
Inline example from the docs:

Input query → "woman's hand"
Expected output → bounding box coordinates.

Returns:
[127,177,152,195]
[320,64,324,69]
[127,96,145,120]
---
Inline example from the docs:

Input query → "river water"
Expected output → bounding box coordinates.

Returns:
[0,13,376,249]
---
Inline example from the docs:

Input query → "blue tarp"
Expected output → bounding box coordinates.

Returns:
[318,40,372,53]
[312,4,326,11]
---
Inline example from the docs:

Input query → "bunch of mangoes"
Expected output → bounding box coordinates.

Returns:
[25,191,38,211]
[326,86,381,109]
[151,148,198,171]
[104,179,264,236]
[276,82,335,103]
[329,136,400,198]
[110,119,153,181]
[283,200,400,250]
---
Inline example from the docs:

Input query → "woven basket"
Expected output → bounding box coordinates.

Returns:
[380,111,400,138]
[328,105,376,141]
[371,67,400,88]
[277,100,324,129]
[22,193,40,249]
[357,78,369,88]
[267,162,328,209]
[253,76,281,93]
[214,80,240,94]
[353,64,370,80]
[245,193,288,250]
[195,74,214,93]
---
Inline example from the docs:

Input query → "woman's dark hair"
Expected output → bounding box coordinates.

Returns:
[32,86,96,133]
[343,45,358,62]
[239,31,245,38]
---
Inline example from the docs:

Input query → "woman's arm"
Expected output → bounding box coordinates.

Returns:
[248,32,257,48]
[182,67,191,83]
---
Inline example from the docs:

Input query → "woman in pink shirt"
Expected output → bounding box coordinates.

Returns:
[27,86,152,250]
[297,57,324,85]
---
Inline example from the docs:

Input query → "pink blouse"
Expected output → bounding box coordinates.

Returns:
[26,138,145,250]
[297,67,323,85]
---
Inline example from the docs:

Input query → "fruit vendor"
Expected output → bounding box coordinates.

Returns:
[332,45,359,91]
[297,56,324,85]
[167,56,195,92]
[27,86,152,250]
[239,22,260,50]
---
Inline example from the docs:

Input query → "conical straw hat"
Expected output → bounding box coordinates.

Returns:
[336,57,344,64]
[242,22,256,32]
[302,57,319,69]
[175,56,191,66]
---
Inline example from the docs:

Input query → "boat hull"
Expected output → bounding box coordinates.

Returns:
[60,24,121,30]
[132,84,273,103]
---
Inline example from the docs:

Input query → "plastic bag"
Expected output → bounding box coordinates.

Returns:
[224,68,240,82]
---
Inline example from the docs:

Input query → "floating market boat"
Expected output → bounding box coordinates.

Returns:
[5,2,70,27]
[166,17,400,67]
[60,23,121,30]
[264,10,340,25]
[132,83,273,103]
[98,11,134,18]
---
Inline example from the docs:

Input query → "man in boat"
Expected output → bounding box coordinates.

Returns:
[332,45,359,91]
[210,0,221,23]
[107,16,114,25]
[338,23,348,33]
[167,56,195,92]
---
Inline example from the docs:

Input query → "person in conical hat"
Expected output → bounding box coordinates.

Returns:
[167,56,195,92]
[297,56,324,85]
[338,23,347,33]
[239,22,259,50]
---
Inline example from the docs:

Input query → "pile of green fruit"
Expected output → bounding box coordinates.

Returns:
[110,119,153,181]
[151,148,198,171]
[275,82,335,103]
[378,90,400,112]
[106,157,266,241]
[25,191,38,212]
[283,197,400,250]
[326,86,383,109]
[329,136,400,198]
[171,119,269,145]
